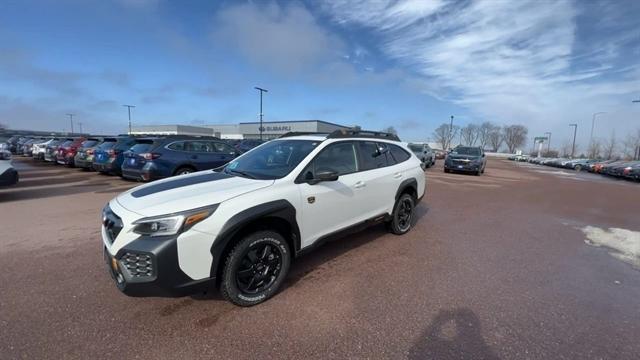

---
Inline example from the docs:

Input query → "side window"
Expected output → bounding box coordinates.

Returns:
[389,144,411,163]
[310,142,358,177]
[186,141,213,152]
[358,141,388,170]
[378,143,396,166]
[168,141,185,151]
[212,142,234,153]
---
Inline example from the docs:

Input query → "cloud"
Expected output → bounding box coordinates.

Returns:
[322,0,640,143]
[212,2,345,75]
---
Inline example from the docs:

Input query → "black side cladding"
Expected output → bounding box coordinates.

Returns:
[130,171,232,198]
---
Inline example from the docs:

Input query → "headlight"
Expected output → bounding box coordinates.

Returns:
[132,205,218,237]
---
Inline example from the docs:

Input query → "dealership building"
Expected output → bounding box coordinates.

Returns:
[131,120,352,140]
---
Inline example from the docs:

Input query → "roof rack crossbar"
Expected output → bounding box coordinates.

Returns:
[327,128,401,141]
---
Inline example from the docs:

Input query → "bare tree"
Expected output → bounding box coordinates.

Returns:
[503,124,528,153]
[460,124,479,146]
[559,140,573,157]
[603,131,617,160]
[587,139,602,159]
[487,126,503,152]
[477,122,495,149]
[381,126,397,135]
[0,122,6,131]
[622,129,640,160]
[432,123,459,150]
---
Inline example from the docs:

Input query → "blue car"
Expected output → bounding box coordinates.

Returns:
[121,136,239,181]
[92,136,138,175]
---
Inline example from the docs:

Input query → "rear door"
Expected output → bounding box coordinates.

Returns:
[210,141,237,168]
[355,141,397,218]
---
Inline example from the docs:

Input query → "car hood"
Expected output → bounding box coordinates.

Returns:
[115,171,274,217]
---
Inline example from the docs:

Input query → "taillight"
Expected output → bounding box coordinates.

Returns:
[140,153,160,160]
[108,149,118,158]
[87,149,94,155]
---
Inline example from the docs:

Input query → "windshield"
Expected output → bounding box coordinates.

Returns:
[129,141,156,153]
[98,140,117,150]
[224,140,319,180]
[451,147,481,156]
[59,140,73,147]
[408,144,423,152]
[81,140,99,148]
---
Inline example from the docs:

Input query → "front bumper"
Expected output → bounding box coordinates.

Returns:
[0,167,19,186]
[444,162,481,172]
[75,157,94,169]
[103,234,215,297]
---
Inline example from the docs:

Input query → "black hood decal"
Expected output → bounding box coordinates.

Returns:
[131,171,232,198]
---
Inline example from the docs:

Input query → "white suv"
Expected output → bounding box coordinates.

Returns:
[102,130,426,306]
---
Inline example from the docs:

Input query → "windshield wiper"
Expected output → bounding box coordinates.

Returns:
[225,168,256,179]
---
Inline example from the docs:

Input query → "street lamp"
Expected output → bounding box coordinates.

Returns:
[589,112,606,148]
[569,124,578,158]
[254,87,268,140]
[448,115,454,149]
[544,132,551,154]
[123,105,136,134]
[66,113,74,134]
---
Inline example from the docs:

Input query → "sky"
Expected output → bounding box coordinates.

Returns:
[0,0,638,148]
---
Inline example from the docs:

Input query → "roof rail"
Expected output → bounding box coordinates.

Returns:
[327,128,401,141]
[279,132,329,138]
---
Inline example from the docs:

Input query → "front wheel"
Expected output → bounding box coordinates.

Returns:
[221,231,291,306]
[575,165,582,172]
[387,193,415,235]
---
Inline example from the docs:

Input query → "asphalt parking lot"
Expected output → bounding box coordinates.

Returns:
[1,157,639,359]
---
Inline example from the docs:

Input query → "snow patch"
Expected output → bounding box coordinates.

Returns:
[581,226,640,269]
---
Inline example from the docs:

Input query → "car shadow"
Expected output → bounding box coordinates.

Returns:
[408,308,499,360]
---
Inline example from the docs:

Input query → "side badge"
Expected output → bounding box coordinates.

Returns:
[307,196,315,204]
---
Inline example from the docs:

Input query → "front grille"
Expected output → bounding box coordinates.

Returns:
[121,252,154,278]
[103,207,123,245]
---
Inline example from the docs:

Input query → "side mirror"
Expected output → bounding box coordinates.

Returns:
[309,170,339,185]
[482,153,486,157]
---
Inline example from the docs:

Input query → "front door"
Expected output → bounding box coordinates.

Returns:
[297,141,366,247]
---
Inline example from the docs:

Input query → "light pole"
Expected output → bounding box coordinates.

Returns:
[78,122,83,134]
[254,87,268,140]
[66,113,74,134]
[569,124,577,158]
[589,112,606,148]
[544,132,551,154]
[448,115,454,149]
[122,105,135,134]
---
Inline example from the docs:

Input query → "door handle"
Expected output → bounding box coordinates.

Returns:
[393,172,403,179]
[354,181,366,189]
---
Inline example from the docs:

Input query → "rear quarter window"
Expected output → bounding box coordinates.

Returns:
[389,144,411,163]
[167,141,185,151]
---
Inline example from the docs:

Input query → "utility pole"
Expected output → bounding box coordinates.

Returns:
[448,115,454,150]
[254,87,268,140]
[122,104,136,135]
[569,123,578,158]
[589,112,606,149]
[66,113,74,134]
[544,131,551,154]
[78,122,83,134]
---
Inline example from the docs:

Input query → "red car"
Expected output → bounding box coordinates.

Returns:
[55,137,86,167]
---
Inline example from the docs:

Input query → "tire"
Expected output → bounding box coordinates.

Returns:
[444,168,450,173]
[387,193,415,235]
[575,165,582,172]
[174,167,195,176]
[221,230,291,307]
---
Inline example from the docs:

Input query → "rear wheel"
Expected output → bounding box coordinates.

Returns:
[387,193,415,235]
[444,168,450,173]
[575,164,582,172]
[174,166,194,176]
[221,230,291,307]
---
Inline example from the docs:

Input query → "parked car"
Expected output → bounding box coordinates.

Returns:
[622,162,640,181]
[101,130,425,306]
[444,146,486,175]
[44,139,65,162]
[92,136,139,175]
[121,136,240,182]
[591,160,616,173]
[55,137,86,166]
[565,158,597,171]
[434,149,446,160]
[0,150,18,186]
[234,139,264,153]
[32,138,58,160]
[408,143,435,169]
[6,136,24,154]
[74,138,103,170]
[14,137,32,155]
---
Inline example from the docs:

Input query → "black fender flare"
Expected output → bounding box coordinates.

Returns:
[395,178,418,201]
[209,200,301,278]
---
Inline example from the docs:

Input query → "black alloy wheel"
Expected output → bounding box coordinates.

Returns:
[235,243,283,294]
[388,193,415,235]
